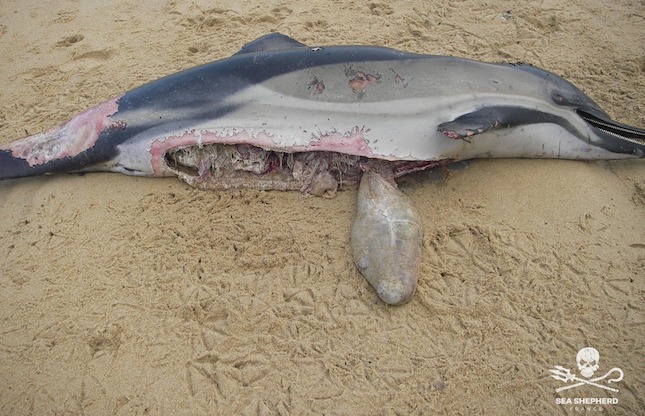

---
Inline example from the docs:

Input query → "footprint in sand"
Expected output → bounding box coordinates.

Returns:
[56,34,84,47]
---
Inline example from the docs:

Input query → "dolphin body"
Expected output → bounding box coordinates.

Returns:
[2,33,644,305]
[1,33,643,193]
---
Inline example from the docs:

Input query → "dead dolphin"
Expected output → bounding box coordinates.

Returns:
[1,33,644,186]
[1,33,644,304]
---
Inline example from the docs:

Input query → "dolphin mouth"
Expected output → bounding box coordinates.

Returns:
[164,143,442,196]
[577,109,645,156]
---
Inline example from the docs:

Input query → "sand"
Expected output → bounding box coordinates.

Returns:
[0,0,644,414]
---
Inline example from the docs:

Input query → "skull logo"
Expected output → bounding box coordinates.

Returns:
[576,347,600,378]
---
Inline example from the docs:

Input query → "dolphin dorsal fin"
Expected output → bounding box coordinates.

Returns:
[234,33,308,55]
[235,33,307,55]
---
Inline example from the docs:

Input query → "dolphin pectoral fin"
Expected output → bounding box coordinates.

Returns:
[234,33,308,55]
[438,111,502,141]
[438,106,571,141]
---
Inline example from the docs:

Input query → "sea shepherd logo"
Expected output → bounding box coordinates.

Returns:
[550,347,624,410]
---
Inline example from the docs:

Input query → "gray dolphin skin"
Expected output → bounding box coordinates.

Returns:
[1,33,644,304]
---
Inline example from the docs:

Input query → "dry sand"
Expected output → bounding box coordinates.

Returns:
[1,0,644,414]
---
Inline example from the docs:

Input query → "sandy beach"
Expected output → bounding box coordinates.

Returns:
[0,0,644,414]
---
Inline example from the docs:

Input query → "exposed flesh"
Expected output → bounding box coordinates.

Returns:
[164,143,445,197]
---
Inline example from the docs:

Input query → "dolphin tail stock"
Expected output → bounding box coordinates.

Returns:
[0,124,76,180]
[0,146,41,180]
[0,124,101,180]
[0,97,123,181]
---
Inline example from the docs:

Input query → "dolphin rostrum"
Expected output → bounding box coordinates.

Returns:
[1,33,643,304]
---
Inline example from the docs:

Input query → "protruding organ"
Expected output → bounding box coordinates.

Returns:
[351,172,424,305]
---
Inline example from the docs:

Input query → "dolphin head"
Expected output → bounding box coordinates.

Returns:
[511,63,645,158]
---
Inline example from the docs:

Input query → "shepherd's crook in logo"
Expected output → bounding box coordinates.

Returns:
[550,347,624,393]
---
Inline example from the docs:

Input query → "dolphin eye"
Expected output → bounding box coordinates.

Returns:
[552,92,565,104]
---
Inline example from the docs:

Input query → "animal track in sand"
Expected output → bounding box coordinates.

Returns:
[633,182,645,205]
[368,2,394,16]
[88,323,123,358]
[178,8,229,29]
[187,43,209,55]
[72,49,114,61]
[269,6,293,19]
[54,10,77,24]
[56,34,84,47]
